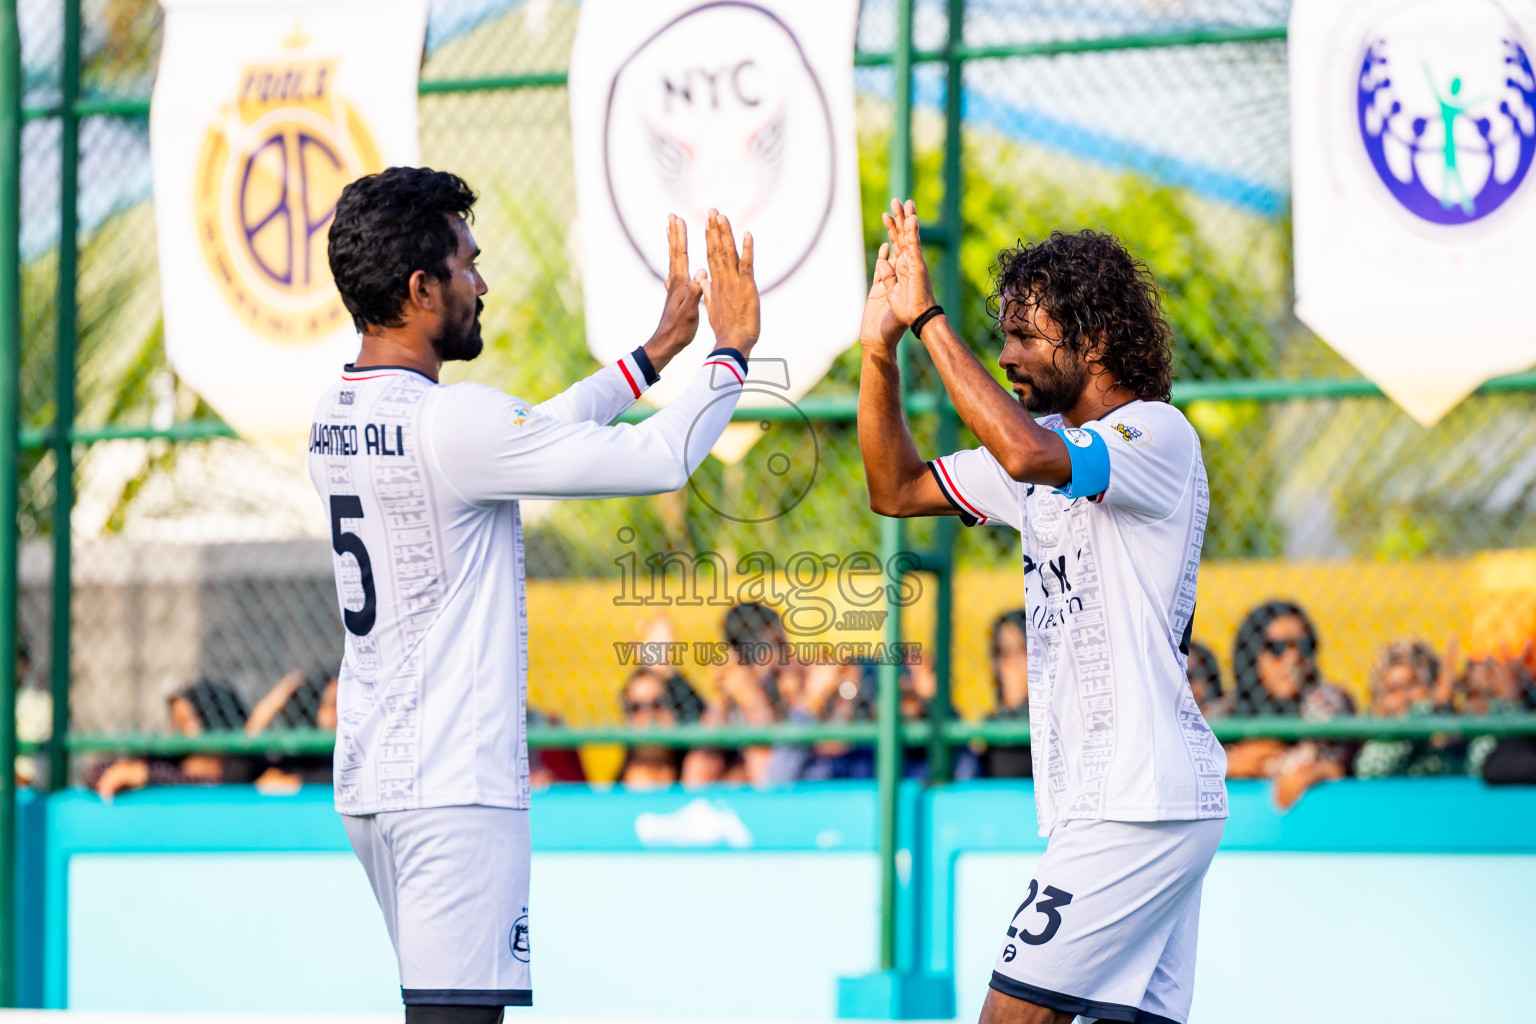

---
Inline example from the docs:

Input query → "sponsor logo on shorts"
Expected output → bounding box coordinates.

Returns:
[510,912,531,962]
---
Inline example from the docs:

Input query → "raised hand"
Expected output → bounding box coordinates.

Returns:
[880,198,938,328]
[645,214,708,367]
[859,242,904,351]
[699,208,760,357]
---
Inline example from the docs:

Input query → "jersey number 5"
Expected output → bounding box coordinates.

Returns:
[330,495,377,636]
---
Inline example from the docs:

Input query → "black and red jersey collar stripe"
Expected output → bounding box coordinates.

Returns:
[342,363,437,383]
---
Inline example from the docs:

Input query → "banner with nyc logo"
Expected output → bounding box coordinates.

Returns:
[152,0,429,445]
[1291,0,1536,426]
[569,0,865,422]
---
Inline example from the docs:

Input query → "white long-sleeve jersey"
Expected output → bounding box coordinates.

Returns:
[308,345,749,815]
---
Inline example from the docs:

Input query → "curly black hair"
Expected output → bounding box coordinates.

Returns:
[327,166,478,333]
[989,230,1174,402]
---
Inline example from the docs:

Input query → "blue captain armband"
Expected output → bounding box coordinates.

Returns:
[1052,427,1110,500]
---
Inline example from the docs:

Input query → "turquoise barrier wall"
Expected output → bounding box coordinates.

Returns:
[16,780,1536,1019]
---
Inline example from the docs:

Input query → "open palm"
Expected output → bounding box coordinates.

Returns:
[860,242,904,349]
[881,198,937,326]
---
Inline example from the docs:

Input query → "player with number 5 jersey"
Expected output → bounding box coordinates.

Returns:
[311,167,761,1024]
[857,202,1227,1024]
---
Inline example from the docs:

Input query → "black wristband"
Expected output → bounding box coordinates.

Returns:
[910,304,945,340]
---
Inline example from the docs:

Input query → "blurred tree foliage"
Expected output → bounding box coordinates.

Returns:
[853,129,1286,561]
[491,128,1292,572]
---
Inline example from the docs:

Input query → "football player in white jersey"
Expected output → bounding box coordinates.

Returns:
[858,201,1228,1024]
[314,167,761,1024]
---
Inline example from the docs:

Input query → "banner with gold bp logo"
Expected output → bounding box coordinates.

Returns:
[152,0,429,446]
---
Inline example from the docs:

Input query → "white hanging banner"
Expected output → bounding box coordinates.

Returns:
[569,0,865,413]
[152,0,428,445]
[1290,0,1536,426]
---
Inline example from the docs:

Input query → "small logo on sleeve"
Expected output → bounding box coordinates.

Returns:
[1111,422,1148,446]
[1062,428,1094,448]
[505,403,534,429]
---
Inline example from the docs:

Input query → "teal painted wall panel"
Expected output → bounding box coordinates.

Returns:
[68,852,397,1012]
[65,850,879,1016]
[25,778,1536,1016]
[15,788,45,1007]
[953,851,1536,1024]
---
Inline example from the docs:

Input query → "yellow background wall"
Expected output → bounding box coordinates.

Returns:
[526,550,1536,725]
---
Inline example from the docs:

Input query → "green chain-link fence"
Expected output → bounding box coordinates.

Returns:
[9,0,1536,770]
[5,0,1536,992]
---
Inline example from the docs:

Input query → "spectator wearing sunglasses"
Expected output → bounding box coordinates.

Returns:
[1231,601,1320,716]
[617,666,703,789]
[1225,601,1323,779]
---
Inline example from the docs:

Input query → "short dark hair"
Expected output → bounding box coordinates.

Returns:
[989,229,1174,402]
[169,678,249,731]
[327,166,478,332]
[724,602,782,652]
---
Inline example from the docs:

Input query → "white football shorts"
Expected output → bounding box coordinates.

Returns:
[343,804,532,1008]
[988,817,1224,1024]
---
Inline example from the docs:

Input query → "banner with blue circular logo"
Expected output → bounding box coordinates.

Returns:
[152,0,428,446]
[1292,0,1536,425]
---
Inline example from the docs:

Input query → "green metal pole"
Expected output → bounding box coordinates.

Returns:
[876,0,916,976]
[0,0,23,1005]
[925,0,967,786]
[48,0,79,792]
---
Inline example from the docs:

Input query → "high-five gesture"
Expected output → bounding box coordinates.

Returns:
[880,198,939,329]
[699,208,761,357]
[860,242,904,351]
[643,214,709,370]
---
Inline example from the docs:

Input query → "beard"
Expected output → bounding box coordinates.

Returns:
[433,296,484,363]
[1010,348,1088,416]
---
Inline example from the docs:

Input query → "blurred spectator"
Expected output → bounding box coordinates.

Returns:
[245,669,313,734]
[248,670,341,792]
[528,708,587,788]
[901,659,980,781]
[15,636,50,789]
[1226,601,1324,780]
[1450,643,1532,777]
[767,660,878,782]
[720,601,790,714]
[1186,640,1231,721]
[1458,650,1535,716]
[617,666,703,789]
[86,678,258,801]
[684,602,785,785]
[1231,600,1320,716]
[1271,684,1357,810]
[1483,734,1536,785]
[983,610,1032,778]
[1354,641,1468,780]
